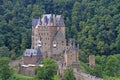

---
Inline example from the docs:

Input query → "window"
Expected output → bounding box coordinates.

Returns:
[45,43,46,45]
[62,41,64,45]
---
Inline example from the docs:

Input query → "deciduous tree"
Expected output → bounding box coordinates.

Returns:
[35,58,58,80]
[63,67,75,80]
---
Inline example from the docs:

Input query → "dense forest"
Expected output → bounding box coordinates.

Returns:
[0,0,120,79]
[0,0,120,58]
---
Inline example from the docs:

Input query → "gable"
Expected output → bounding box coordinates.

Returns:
[53,30,65,41]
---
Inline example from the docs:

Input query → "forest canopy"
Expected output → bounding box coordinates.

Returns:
[0,0,120,59]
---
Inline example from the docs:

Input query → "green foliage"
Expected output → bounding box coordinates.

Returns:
[0,46,10,57]
[53,75,60,80]
[63,67,75,80]
[105,76,120,80]
[0,0,120,78]
[90,55,120,78]
[9,73,33,80]
[0,57,12,80]
[75,0,120,57]
[35,58,58,80]
[78,61,91,73]
[90,64,103,78]
[1,0,119,59]
[105,55,119,77]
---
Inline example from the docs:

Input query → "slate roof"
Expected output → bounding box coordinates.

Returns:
[72,43,78,52]
[56,15,65,26]
[32,14,65,27]
[24,49,37,56]
[41,14,53,26]
[24,46,41,56]
[34,46,41,55]
[37,17,42,25]
[32,19,38,26]
[53,30,65,41]
[66,43,78,54]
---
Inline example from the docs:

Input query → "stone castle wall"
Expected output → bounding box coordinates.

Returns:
[23,56,42,65]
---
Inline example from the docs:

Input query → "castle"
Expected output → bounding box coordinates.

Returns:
[19,14,79,76]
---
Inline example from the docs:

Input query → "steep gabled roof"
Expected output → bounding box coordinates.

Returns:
[56,15,65,26]
[53,30,65,41]
[34,46,41,55]
[32,14,65,27]
[32,19,38,26]
[66,43,78,54]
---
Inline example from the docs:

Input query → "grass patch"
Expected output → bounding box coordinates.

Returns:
[14,73,33,79]
[105,76,120,80]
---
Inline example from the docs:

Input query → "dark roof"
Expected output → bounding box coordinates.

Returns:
[41,14,53,26]
[72,43,78,52]
[24,49,37,56]
[53,30,65,41]
[24,46,41,56]
[32,19,38,26]
[37,17,42,25]
[34,46,41,55]
[66,43,78,54]
[32,14,65,27]
[50,15,53,23]
[56,15,65,26]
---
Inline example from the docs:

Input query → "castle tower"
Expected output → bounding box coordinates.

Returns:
[31,14,65,57]
[89,55,95,68]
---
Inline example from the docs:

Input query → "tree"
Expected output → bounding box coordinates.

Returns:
[63,67,75,80]
[53,75,60,80]
[10,49,16,60]
[35,58,58,80]
[72,1,81,27]
[0,57,12,80]
[91,64,103,78]
[20,34,27,54]
[0,46,10,57]
[105,55,119,77]
[31,4,44,18]
[114,54,120,76]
